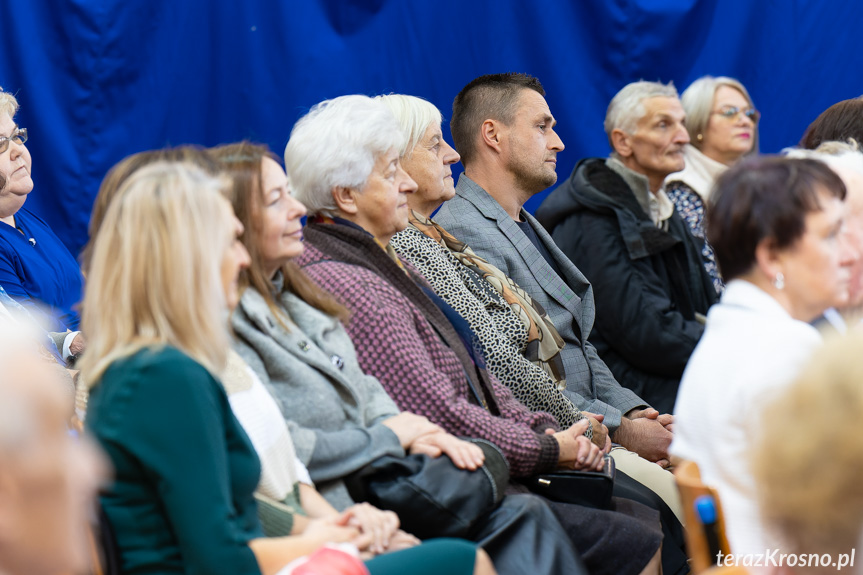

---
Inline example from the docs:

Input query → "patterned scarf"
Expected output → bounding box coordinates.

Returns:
[309,215,408,272]
[408,210,568,390]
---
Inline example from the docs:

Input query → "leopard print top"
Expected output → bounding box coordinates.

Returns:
[391,226,587,429]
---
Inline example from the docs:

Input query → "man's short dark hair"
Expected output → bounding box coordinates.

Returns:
[707,156,846,281]
[450,73,545,166]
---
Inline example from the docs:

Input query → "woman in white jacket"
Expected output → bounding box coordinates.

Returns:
[671,156,857,555]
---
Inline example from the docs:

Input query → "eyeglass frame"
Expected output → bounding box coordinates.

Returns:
[0,127,28,154]
[712,105,760,124]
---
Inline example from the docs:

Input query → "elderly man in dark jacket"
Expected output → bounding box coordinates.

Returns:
[536,81,717,413]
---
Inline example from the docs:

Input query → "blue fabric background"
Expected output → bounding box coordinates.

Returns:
[1,0,860,255]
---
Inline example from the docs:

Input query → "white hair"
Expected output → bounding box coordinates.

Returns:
[376,94,443,158]
[785,140,863,179]
[604,81,678,146]
[284,95,404,217]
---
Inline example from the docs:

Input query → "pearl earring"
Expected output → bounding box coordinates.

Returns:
[696,133,703,142]
[773,272,785,290]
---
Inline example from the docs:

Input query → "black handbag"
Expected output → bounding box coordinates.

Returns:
[523,454,616,509]
[344,438,510,539]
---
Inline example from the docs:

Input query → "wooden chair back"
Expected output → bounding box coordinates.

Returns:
[675,460,734,574]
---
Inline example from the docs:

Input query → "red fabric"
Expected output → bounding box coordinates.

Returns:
[291,547,369,575]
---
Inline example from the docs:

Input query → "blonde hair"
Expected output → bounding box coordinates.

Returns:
[79,162,235,385]
[0,86,19,119]
[752,332,863,558]
[81,146,218,273]
[680,76,759,154]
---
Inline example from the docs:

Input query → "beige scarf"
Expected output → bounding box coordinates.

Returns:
[409,210,567,390]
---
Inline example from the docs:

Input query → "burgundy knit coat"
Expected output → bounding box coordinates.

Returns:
[297,222,560,477]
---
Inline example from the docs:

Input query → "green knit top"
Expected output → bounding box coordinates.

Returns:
[87,346,264,574]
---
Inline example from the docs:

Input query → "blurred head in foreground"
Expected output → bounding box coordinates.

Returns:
[753,332,863,574]
[0,326,106,575]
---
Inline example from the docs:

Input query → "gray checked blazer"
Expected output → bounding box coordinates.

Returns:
[435,175,647,431]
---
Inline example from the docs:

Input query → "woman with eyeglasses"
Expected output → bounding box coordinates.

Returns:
[0,86,84,358]
[665,76,760,294]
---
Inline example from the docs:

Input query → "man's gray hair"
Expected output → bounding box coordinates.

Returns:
[604,81,678,147]
[284,95,404,217]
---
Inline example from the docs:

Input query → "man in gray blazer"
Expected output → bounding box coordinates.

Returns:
[436,73,680,514]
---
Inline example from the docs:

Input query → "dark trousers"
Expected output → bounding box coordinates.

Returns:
[614,470,690,575]
[471,493,588,575]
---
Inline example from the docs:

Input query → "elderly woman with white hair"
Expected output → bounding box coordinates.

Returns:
[665,75,760,293]
[289,94,667,575]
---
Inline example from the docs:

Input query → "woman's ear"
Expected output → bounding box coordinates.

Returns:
[331,186,359,216]
[754,236,783,280]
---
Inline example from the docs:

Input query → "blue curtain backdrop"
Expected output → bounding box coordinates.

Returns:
[1,0,861,255]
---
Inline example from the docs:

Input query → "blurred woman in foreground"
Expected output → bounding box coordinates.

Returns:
[672,156,857,554]
[754,333,863,575]
[0,324,105,575]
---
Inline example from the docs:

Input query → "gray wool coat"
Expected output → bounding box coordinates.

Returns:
[231,278,404,510]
